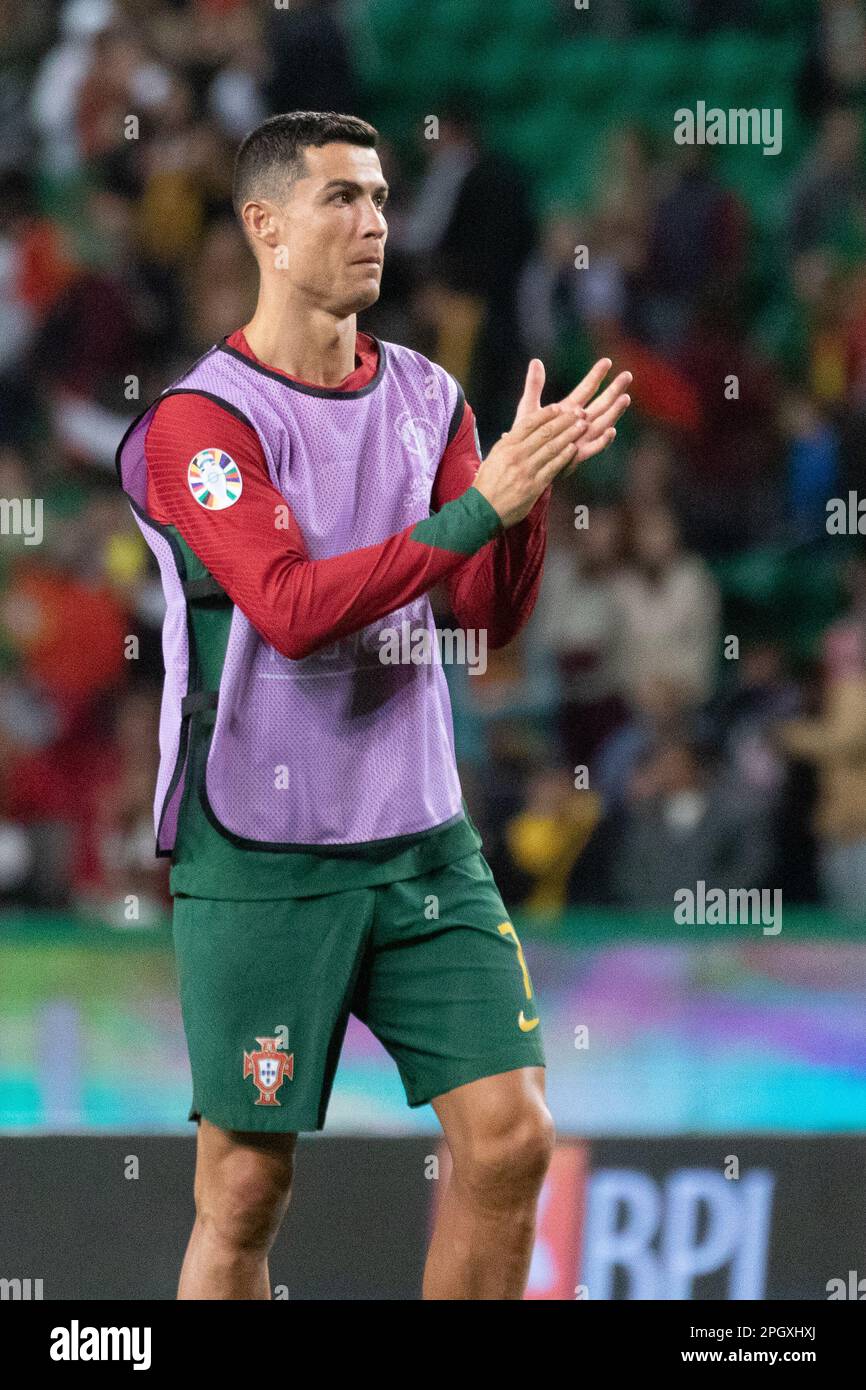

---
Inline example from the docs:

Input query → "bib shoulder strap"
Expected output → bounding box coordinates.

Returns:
[181,575,231,603]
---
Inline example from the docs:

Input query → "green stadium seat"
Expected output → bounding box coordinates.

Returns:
[469,38,538,101]
[420,0,487,44]
[753,0,817,33]
[546,39,631,107]
[699,34,801,105]
[622,37,696,99]
[479,0,556,41]
[358,0,418,45]
[497,109,582,177]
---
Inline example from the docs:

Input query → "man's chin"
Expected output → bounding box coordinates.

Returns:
[337,282,381,317]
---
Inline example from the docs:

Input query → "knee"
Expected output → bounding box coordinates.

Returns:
[196,1152,294,1254]
[460,1102,556,1203]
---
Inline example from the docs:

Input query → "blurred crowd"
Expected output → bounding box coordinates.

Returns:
[0,0,865,924]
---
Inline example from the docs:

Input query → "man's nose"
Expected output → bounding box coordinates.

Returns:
[360,203,387,234]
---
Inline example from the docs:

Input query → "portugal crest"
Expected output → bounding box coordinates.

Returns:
[188,448,242,510]
[243,1036,294,1105]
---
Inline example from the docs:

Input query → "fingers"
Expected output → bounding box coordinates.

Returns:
[562,427,616,476]
[516,358,546,418]
[562,393,630,478]
[584,371,633,421]
[554,377,633,480]
[560,357,613,409]
[494,371,625,517]
[558,392,631,484]
[507,402,586,455]
[584,390,632,437]
[576,427,618,464]
[523,410,588,470]
[534,421,591,487]
[557,361,633,417]
[506,400,566,443]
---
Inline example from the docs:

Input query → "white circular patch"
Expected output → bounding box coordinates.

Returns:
[187,449,243,510]
[394,410,438,464]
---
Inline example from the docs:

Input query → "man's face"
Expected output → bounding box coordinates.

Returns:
[264,142,388,316]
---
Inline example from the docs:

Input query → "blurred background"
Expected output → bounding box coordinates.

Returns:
[2,0,866,1299]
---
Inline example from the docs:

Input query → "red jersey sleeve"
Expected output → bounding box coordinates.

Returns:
[432,399,551,648]
[144,392,503,660]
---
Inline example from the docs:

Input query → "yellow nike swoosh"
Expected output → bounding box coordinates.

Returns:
[518,1011,540,1032]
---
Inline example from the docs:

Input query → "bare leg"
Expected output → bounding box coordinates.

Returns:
[178,1118,297,1300]
[423,1067,554,1300]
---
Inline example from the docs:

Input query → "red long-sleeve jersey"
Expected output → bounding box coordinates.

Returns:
[145,328,550,656]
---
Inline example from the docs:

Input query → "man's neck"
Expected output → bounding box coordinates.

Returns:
[241,298,359,387]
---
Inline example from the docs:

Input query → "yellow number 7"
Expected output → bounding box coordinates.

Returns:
[498,921,534,1001]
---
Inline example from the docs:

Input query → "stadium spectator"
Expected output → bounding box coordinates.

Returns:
[503,767,602,919]
[641,145,747,353]
[396,102,536,441]
[778,566,866,913]
[676,285,783,553]
[612,503,720,705]
[265,0,359,121]
[30,0,119,175]
[779,388,841,540]
[788,105,865,256]
[533,501,628,767]
[610,733,775,908]
[594,675,698,810]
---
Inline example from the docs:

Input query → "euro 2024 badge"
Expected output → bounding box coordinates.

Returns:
[243,1036,294,1105]
[188,449,243,510]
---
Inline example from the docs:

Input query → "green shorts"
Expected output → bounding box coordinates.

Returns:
[171,851,545,1132]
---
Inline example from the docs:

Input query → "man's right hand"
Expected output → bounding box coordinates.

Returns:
[472,401,588,528]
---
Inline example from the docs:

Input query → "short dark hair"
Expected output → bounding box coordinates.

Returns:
[232,111,379,216]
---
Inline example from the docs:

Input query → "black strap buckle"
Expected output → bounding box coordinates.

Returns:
[182,575,230,603]
[181,691,219,717]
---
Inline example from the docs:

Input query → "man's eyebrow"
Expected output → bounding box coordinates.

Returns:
[319,178,390,196]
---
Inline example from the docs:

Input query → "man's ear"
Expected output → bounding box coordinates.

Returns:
[241,199,281,250]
